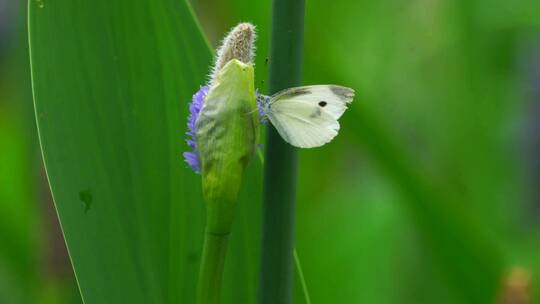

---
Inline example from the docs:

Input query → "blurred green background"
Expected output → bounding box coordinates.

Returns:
[3,0,540,303]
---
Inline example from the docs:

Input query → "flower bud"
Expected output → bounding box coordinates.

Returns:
[182,22,259,235]
[196,59,259,234]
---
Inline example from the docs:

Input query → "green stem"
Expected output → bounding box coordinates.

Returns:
[196,232,229,304]
[258,0,305,303]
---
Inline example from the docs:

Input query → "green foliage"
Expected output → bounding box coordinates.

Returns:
[203,0,540,303]
[28,0,261,303]
[11,0,540,303]
[0,105,39,304]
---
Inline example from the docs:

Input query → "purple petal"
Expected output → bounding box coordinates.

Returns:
[183,152,200,174]
[183,86,208,174]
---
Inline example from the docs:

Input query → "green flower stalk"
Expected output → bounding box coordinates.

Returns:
[185,23,259,304]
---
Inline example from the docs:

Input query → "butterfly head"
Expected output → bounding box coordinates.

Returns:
[256,94,272,119]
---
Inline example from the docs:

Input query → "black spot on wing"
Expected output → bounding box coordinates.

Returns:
[318,101,327,107]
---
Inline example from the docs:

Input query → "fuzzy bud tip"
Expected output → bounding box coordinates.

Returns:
[210,22,256,85]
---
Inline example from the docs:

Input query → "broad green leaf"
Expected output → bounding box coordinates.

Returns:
[28,0,261,303]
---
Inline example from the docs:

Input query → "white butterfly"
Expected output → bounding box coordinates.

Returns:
[259,85,355,148]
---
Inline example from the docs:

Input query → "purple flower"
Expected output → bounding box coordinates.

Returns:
[183,86,209,173]
[183,85,266,174]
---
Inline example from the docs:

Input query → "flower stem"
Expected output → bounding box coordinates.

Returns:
[196,232,229,304]
[258,0,305,303]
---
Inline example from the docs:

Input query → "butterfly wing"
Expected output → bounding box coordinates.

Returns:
[266,85,354,148]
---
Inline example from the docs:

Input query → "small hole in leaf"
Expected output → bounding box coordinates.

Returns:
[79,190,93,213]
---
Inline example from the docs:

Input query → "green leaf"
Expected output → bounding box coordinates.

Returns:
[28,0,261,303]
